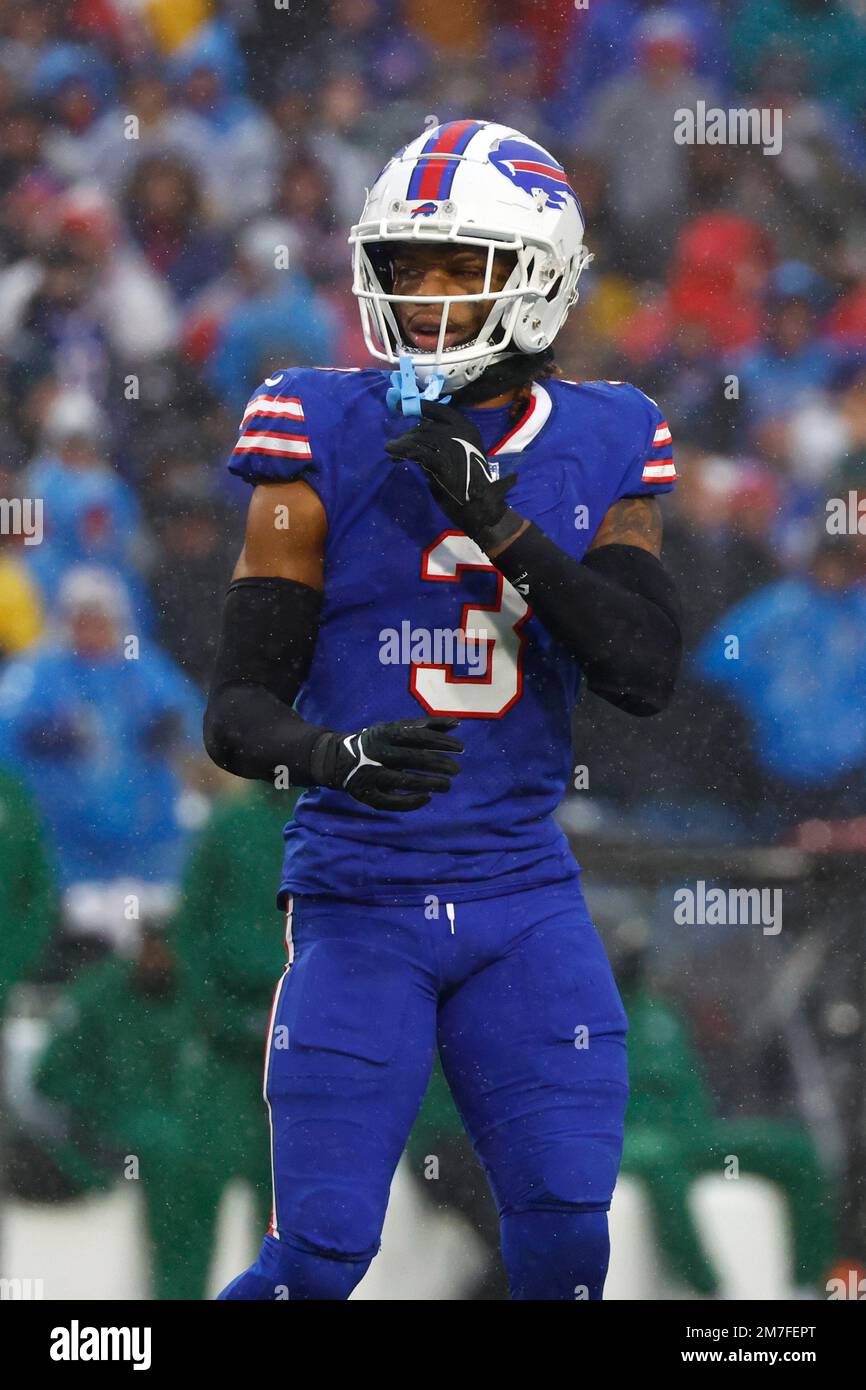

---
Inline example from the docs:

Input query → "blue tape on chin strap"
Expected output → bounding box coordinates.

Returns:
[386,353,451,416]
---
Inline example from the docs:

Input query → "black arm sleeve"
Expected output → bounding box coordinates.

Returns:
[203,577,333,783]
[489,524,682,716]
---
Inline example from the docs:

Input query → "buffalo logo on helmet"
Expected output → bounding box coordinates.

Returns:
[409,201,439,218]
[488,137,581,216]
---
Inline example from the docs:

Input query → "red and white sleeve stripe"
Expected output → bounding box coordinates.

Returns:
[641,420,676,484]
[234,395,312,459]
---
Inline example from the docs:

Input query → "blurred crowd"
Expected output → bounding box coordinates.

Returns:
[0,0,862,1296]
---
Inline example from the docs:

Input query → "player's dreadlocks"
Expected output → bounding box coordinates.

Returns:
[451,346,562,421]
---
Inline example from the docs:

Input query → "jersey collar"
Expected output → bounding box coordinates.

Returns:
[490,383,553,456]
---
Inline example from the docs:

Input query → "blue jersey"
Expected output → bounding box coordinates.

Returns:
[228,368,676,905]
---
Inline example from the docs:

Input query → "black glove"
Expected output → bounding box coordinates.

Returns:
[310,715,463,812]
[385,400,520,546]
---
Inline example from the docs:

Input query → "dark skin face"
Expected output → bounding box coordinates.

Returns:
[390,243,518,406]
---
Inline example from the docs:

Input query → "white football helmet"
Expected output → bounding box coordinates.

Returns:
[349,119,592,392]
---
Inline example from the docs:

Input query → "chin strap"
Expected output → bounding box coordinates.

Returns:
[385,346,555,417]
[386,354,451,417]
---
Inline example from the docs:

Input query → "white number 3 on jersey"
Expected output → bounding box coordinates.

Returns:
[411,531,529,718]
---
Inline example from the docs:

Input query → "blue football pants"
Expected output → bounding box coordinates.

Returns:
[217,880,628,1300]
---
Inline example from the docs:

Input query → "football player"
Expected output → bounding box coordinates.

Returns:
[205,120,681,1300]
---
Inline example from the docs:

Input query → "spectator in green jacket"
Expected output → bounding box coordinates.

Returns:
[618,948,838,1296]
[0,767,56,1012]
[31,780,299,1299]
[169,781,303,1292]
[33,928,203,1297]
